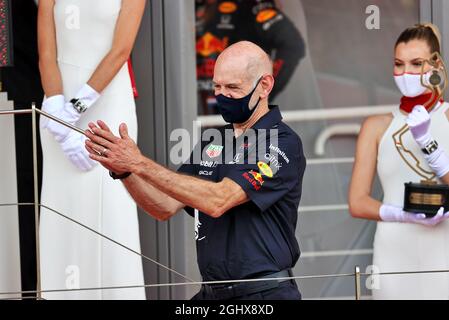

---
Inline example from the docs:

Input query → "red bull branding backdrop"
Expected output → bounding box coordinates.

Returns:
[0,0,13,67]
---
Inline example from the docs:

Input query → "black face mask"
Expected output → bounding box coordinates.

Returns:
[215,77,262,124]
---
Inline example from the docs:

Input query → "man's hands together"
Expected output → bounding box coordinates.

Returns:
[85,120,143,175]
[41,95,96,171]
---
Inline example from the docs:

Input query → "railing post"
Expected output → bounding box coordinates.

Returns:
[31,103,42,300]
[354,266,361,300]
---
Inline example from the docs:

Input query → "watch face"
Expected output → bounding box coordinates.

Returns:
[73,100,87,113]
[423,141,439,154]
[429,143,438,153]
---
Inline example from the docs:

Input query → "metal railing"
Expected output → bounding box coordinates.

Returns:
[197,105,397,127]
[0,105,197,300]
[1,103,449,300]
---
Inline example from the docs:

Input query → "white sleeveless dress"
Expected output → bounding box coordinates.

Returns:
[39,0,145,299]
[374,102,449,300]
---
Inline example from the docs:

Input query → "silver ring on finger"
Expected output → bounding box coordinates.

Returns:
[100,148,108,157]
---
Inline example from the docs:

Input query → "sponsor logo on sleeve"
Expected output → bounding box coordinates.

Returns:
[242,162,273,191]
[264,153,282,170]
[269,144,290,163]
[243,170,264,191]
[258,161,273,178]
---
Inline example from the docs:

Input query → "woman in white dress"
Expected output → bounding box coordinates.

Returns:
[349,24,449,300]
[37,0,146,299]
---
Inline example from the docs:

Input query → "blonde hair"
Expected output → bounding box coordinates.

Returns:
[421,23,442,49]
[395,23,442,54]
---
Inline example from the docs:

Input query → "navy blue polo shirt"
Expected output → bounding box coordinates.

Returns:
[178,106,306,281]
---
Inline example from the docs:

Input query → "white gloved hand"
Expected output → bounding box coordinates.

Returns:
[72,83,101,110]
[43,84,100,142]
[406,105,432,148]
[425,147,449,178]
[380,204,449,227]
[406,105,449,178]
[44,101,82,142]
[60,131,98,172]
[41,95,65,129]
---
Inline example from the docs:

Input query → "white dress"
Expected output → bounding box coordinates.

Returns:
[374,102,449,300]
[39,0,145,299]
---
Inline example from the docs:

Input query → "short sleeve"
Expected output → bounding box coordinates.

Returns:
[225,133,306,212]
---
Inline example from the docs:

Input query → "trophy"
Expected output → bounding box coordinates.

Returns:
[393,52,449,217]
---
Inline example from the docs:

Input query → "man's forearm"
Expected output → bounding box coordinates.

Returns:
[84,122,235,217]
[122,174,184,221]
[133,157,226,217]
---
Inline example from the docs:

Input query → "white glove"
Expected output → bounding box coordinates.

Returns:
[425,147,449,178]
[380,204,449,227]
[71,83,101,111]
[406,105,449,178]
[60,131,98,172]
[42,84,100,142]
[406,105,432,148]
[41,95,65,129]
[43,101,82,142]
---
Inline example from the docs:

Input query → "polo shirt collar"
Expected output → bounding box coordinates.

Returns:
[222,105,283,140]
[252,105,283,130]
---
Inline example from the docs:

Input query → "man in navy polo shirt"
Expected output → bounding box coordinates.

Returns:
[85,41,306,300]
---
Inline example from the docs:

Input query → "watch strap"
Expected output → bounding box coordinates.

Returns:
[109,171,132,180]
[70,98,89,114]
[422,140,439,155]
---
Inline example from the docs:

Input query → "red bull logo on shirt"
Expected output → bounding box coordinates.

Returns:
[243,171,264,191]
[196,32,229,57]
[249,170,265,185]
[242,162,275,191]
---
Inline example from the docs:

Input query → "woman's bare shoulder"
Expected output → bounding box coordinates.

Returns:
[357,113,394,148]
[362,113,393,133]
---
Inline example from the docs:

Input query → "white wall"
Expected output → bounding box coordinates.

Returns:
[0,92,22,298]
